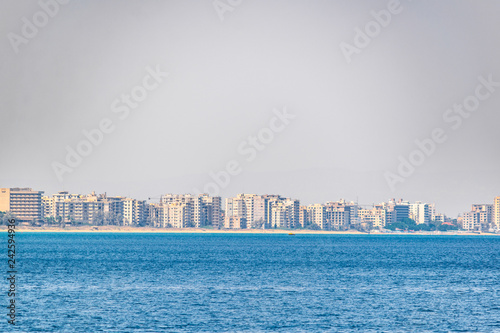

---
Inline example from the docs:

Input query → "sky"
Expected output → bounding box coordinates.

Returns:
[1,0,500,217]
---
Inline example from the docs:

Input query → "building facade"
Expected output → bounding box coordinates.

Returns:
[0,188,44,223]
[493,196,500,230]
[157,194,221,228]
[409,202,430,225]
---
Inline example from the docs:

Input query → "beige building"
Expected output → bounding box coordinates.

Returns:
[156,194,221,228]
[357,207,386,229]
[306,204,327,229]
[493,196,500,230]
[225,194,299,229]
[461,212,477,231]
[42,196,54,219]
[298,206,307,228]
[225,194,266,229]
[165,202,191,228]
[472,204,493,230]
[0,188,44,223]
[42,191,146,226]
[269,199,299,229]
[122,198,147,226]
[325,202,351,230]
[48,192,105,224]
[224,216,247,229]
[160,194,223,228]
[462,204,494,231]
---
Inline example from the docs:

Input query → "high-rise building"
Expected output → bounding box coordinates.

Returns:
[357,207,386,229]
[122,198,147,226]
[324,201,352,230]
[393,200,410,223]
[269,199,299,229]
[471,204,493,230]
[49,192,105,224]
[409,202,430,224]
[225,194,299,229]
[461,204,493,231]
[493,196,500,230]
[306,204,327,229]
[196,194,222,228]
[298,206,307,228]
[0,188,44,223]
[461,211,478,231]
[225,194,267,228]
[42,196,54,219]
[165,202,191,228]
[159,193,221,228]
[42,191,147,226]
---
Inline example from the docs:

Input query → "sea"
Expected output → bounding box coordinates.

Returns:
[6,233,500,332]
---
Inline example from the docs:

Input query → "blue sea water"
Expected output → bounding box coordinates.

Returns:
[5,233,500,332]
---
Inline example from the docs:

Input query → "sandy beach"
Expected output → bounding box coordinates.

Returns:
[1,226,497,236]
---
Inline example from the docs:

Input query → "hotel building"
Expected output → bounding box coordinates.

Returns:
[0,188,44,223]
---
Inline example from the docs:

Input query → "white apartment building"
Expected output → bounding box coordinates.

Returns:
[158,194,221,228]
[306,204,327,229]
[225,194,267,228]
[409,202,430,225]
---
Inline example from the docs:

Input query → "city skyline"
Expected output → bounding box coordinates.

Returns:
[2,186,499,231]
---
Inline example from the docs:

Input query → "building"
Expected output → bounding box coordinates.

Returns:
[225,194,299,229]
[298,206,307,228]
[157,193,221,228]
[224,216,247,229]
[147,203,163,228]
[42,196,54,219]
[41,191,147,226]
[394,201,410,223]
[301,200,355,230]
[462,211,478,231]
[433,213,445,224]
[325,200,352,230]
[165,202,191,228]
[0,188,44,223]
[196,194,222,228]
[49,192,105,225]
[150,201,192,228]
[122,198,147,226]
[472,204,493,230]
[409,202,430,225]
[493,196,500,230]
[306,204,327,229]
[269,199,299,229]
[225,194,267,229]
[357,207,386,229]
[462,204,493,231]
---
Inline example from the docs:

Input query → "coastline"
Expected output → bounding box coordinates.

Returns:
[1,226,498,236]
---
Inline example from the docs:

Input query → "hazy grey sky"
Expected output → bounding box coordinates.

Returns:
[1,0,499,217]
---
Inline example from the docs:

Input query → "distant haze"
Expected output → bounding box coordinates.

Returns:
[1,0,500,217]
